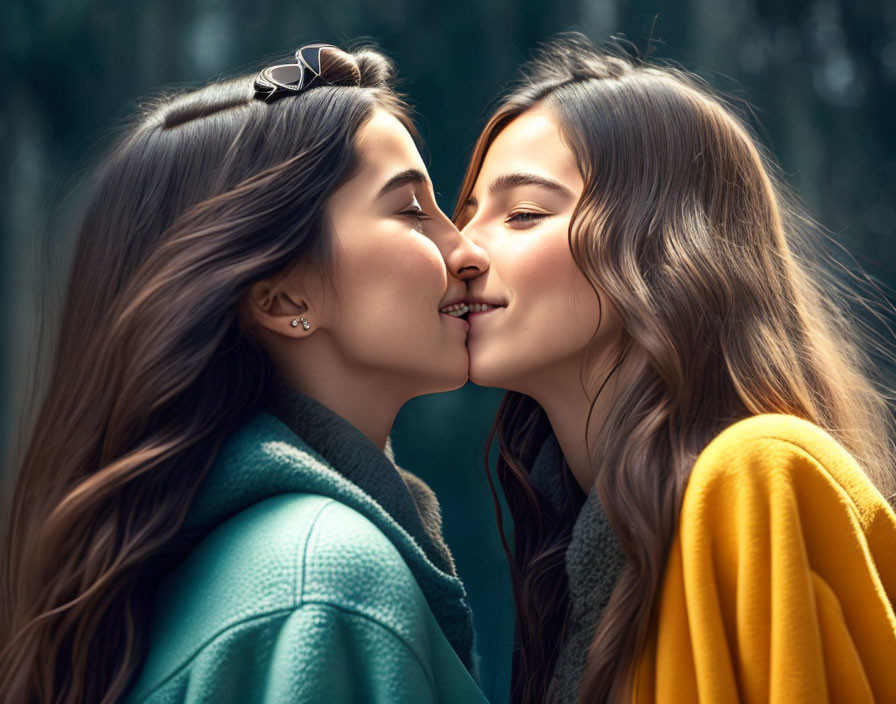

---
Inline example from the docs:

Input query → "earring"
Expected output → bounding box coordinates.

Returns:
[290,318,299,327]
[291,316,310,330]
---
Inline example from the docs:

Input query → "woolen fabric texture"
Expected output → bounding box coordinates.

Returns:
[527,434,626,704]
[528,414,896,703]
[632,414,896,703]
[122,385,485,703]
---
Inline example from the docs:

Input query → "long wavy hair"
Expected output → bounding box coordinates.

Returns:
[0,44,413,704]
[454,33,896,703]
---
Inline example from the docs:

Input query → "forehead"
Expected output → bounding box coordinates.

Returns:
[354,109,426,178]
[476,108,581,189]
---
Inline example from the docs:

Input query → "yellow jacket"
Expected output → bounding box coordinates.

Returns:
[633,414,896,703]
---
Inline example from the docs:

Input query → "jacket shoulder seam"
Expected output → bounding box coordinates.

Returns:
[128,607,296,703]
[128,602,437,702]
[307,600,439,695]
[297,499,416,598]
[296,497,339,607]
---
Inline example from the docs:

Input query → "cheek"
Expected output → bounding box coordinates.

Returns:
[511,231,596,332]
[335,230,444,305]
[532,235,623,347]
[326,233,461,368]
[471,229,601,385]
[404,239,449,297]
[362,237,447,312]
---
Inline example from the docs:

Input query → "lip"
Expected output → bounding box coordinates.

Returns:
[466,308,498,318]
[464,297,505,319]
[440,311,470,331]
[465,296,506,306]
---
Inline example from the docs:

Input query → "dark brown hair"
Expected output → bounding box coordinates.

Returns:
[454,33,896,703]
[0,45,413,704]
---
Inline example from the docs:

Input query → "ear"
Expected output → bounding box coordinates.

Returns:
[240,274,317,340]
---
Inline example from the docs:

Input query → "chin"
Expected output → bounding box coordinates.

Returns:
[413,351,470,394]
[441,375,468,392]
[467,355,510,390]
[440,361,471,392]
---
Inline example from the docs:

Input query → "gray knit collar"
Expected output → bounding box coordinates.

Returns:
[529,434,625,613]
[529,433,627,702]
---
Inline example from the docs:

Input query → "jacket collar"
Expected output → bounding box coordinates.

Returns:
[262,385,457,575]
[184,387,478,673]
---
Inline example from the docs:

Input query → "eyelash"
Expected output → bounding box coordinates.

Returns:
[506,211,548,226]
[400,206,429,232]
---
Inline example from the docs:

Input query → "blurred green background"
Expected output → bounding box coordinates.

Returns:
[1,1,894,702]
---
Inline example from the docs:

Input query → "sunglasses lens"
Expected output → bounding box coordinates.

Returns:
[268,65,304,88]
[299,47,323,77]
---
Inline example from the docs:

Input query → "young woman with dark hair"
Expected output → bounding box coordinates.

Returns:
[0,44,490,704]
[455,33,896,703]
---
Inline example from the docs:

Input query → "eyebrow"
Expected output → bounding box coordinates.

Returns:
[487,172,574,199]
[376,168,429,198]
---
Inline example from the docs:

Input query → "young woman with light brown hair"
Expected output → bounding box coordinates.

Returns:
[455,33,896,703]
[0,44,490,704]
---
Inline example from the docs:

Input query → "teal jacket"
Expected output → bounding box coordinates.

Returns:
[123,388,487,703]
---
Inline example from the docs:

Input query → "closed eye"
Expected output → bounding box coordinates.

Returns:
[399,203,430,233]
[399,205,432,223]
[399,194,431,220]
[506,211,549,227]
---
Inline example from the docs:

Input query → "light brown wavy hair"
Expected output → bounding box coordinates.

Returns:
[0,45,414,704]
[453,33,896,704]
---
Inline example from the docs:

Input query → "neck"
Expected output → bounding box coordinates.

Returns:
[275,353,411,451]
[523,357,627,493]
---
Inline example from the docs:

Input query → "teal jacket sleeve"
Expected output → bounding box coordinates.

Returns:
[137,603,439,703]
[264,603,439,701]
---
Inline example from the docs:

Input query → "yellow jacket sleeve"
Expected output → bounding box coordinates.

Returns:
[632,414,896,704]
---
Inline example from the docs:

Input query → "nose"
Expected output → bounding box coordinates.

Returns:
[433,217,490,281]
[458,216,492,276]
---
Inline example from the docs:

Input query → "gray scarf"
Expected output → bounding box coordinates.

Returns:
[528,434,627,703]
